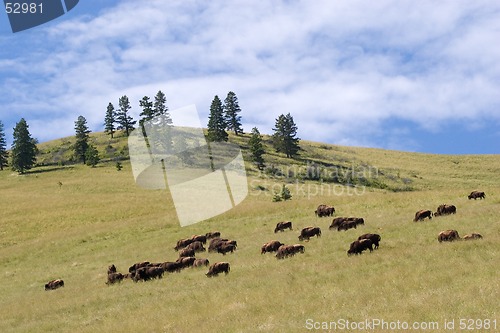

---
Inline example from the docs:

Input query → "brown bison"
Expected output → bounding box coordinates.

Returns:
[217,243,236,255]
[107,264,117,275]
[438,229,460,242]
[315,204,335,217]
[468,191,486,200]
[274,221,293,233]
[298,226,322,241]
[45,279,64,291]
[463,233,483,240]
[208,238,237,252]
[176,256,197,268]
[190,234,207,244]
[291,244,305,254]
[106,272,124,285]
[185,240,206,252]
[358,233,381,249]
[178,248,196,258]
[206,262,230,277]
[132,266,164,282]
[128,261,150,273]
[205,231,221,239]
[347,239,373,256]
[434,204,457,216]
[261,240,284,254]
[337,220,358,231]
[275,244,304,259]
[329,217,347,229]
[193,258,210,267]
[174,238,195,251]
[161,261,183,273]
[413,210,433,222]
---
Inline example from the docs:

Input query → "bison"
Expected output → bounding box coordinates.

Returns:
[438,229,460,242]
[413,210,433,222]
[315,204,335,217]
[107,264,117,275]
[275,245,295,259]
[205,231,221,239]
[274,221,293,233]
[106,272,124,285]
[193,258,210,267]
[261,240,284,254]
[161,261,183,273]
[468,191,485,200]
[128,261,150,273]
[133,266,164,282]
[217,243,236,255]
[329,217,347,229]
[174,238,195,251]
[176,256,196,268]
[45,279,64,291]
[298,226,322,241]
[178,248,196,258]
[434,204,457,216]
[337,220,358,231]
[190,234,207,244]
[347,239,373,255]
[358,233,381,249]
[206,262,230,277]
[463,233,483,240]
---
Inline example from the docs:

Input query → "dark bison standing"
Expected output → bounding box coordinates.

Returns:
[329,217,346,229]
[275,244,305,259]
[315,204,335,217]
[174,238,195,251]
[274,221,293,233]
[190,234,207,244]
[298,226,322,241]
[463,233,483,240]
[206,262,230,277]
[178,248,196,258]
[468,191,486,200]
[261,240,284,254]
[161,261,183,273]
[107,264,117,275]
[128,261,150,273]
[106,272,124,285]
[347,239,373,256]
[434,204,457,216]
[45,279,64,290]
[358,233,381,249]
[193,258,210,267]
[413,210,433,222]
[132,266,164,282]
[217,243,236,255]
[205,231,221,239]
[337,220,358,231]
[438,229,460,242]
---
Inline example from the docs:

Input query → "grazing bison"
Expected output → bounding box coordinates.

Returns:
[358,233,381,249]
[298,226,322,241]
[161,261,183,273]
[468,191,485,200]
[193,258,210,267]
[206,262,230,277]
[463,233,483,240]
[208,238,237,252]
[178,248,196,258]
[45,279,65,290]
[347,239,373,256]
[190,234,207,244]
[106,272,124,285]
[174,238,195,251]
[176,256,197,268]
[275,244,305,259]
[434,204,457,216]
[205,231,221,239]
[133,266,164,282]
[413,210,433,222]
[128,261,150,273]
[337,220,358,231]
[438,229,460,242]
[274,221,293,233]
[261,240,284,254]
[186,240,206,252]
[217,243,236,255]
[329,217,347,229]
[315,204,335,217]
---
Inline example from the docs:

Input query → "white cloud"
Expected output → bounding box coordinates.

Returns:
[1,0,499,152]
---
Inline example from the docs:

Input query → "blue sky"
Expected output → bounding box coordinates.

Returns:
[1,0,499,154]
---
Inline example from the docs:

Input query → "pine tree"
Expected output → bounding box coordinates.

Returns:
[223,91,243,135]
[0,120,9,170]
[153,90,172,124]
[138,96,154,126]
[272,113,300,158]
[85,145,100,167]
[248,127,265,170]
[11,118,37,174]
[116,95,136,136]
[207,95,228,142]
[74,115,91,164]
[104,102,116,138]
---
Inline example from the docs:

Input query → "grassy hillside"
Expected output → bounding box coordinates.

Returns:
[1,133,499,332]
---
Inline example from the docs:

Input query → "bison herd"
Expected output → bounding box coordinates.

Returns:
[44,190,487,291]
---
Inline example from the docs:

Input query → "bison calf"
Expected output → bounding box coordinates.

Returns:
[45,279,64,291]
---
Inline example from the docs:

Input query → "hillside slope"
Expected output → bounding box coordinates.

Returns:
[1,133,499,332]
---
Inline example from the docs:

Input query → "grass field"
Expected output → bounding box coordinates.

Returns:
[0,134,499,332]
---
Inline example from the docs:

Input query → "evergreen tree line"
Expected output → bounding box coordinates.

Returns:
[0,90,301,174]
